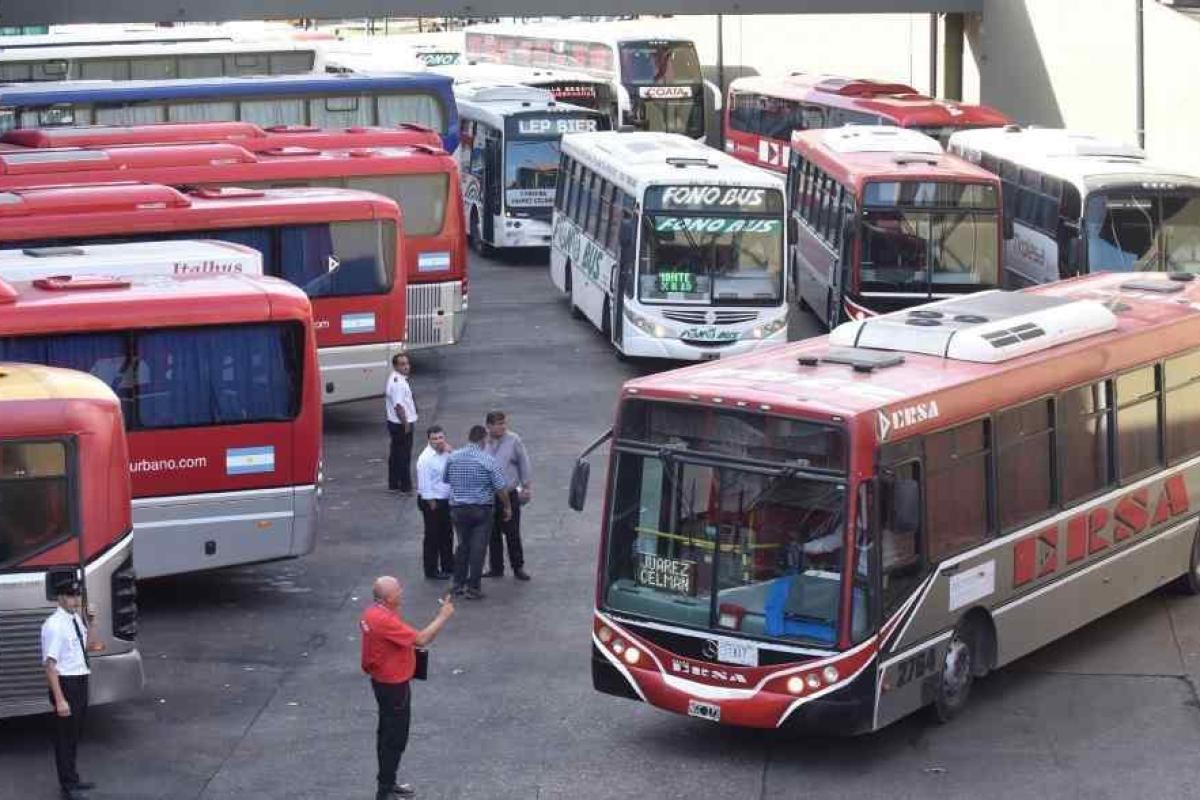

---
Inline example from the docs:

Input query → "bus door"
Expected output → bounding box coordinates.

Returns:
[483,132,502,244]
[612,198,638,346]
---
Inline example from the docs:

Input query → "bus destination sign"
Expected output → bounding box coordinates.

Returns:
[636,553,696,595]
[648,185,782,214]
[513,116,601,137]
[656,271,696,294]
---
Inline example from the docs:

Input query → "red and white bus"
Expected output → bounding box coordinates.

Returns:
[0,182,404,404]
[0,138,467,353]
[789,126,1004,328]
[0,363,143,719]
[0,120,443,152]
[726,74,1011,173]
[575,270,1200,733]
[0,267,321,579]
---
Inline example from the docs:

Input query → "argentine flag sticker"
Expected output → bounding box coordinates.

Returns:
[341,312,377,335]
[417,251,452,273]
[226,446,276,476]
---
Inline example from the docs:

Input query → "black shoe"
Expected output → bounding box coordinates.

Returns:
[424,572,451,580]
[482,570,503,578]
[72,782,96,791]
[452,585,466,596]
[464,588,485,600]
[389,784,416,798]
[435,571,453,580]
[514,569,531,581]
[60,789,87,800]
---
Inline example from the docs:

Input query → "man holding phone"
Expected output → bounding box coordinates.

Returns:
[360,576,454,800]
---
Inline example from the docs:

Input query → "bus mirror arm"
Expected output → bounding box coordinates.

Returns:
[568,428,613,512]
[1003,215,1015,241]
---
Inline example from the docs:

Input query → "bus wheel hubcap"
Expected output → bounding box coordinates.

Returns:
[942,639,971,702]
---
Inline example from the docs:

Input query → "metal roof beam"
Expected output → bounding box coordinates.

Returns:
[0,1,982,27]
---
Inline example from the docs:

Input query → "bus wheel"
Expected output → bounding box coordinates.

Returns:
[1173,524,1200,595]
[470,211,492,258]
[566,263,583,318]
[933,623,976,723]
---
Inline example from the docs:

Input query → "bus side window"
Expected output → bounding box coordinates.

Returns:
[1115,365,1162,482]
[801,105,824,129]
[598,181,614,246]
[606,186,622,249]
[571,167,588,222]
[469,127,486,178]
[880,459,927,618]
[554,155,569,211]
[925,418,993,561]
[584,174,602,238]
[1057,381,1114,503]
[996,398,1055,531]
[1165,349,1200,464]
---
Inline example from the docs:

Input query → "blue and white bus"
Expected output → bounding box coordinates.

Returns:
[0,72,460,152]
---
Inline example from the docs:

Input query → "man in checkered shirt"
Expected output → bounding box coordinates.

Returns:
[442,425,512,600]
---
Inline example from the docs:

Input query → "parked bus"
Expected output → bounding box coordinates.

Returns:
[0,183,403,404]
[789,126,1004,328]
[436,63,618,128]
[947,126,1200,287]
[0,119,443,153]
[0,39,324,83]
[0,267,321,579]
[575,270,1200,733]
[0,239,261,280]
[0,72,461,152]
[464,22,712,140]
[456,83,609,252]
[0,363,143,719]
[552,132,787,360]
[0,140,466,352]
[726,74,1011,173]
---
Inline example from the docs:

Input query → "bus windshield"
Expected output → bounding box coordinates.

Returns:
[603,401,864,648]
[1084,189,1200,272]
[640,185,786,306]
[860,180,1000,294]
[0,439,71,568]
[505,139,561,217]
[618,41,702,85]
[640,215,784,305]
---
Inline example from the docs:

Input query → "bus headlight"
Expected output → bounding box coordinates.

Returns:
[748,317,788,340]
[822,666,840,685]
[786,676,805,695]
[623,646,642,665]
[598,626,613,643]
[806,673,822,690]
[624,307,666,338]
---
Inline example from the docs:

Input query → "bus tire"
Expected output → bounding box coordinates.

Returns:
[566,263,583,318]
[1173,524,1200,595]
[932,619,980,723]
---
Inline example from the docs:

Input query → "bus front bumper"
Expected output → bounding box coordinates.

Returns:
[621,325,788,361]
[88,648,146,708]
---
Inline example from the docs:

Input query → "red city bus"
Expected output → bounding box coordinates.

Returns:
[0,182,404,404]
[726,74,1011,173]
[0,270,321,579]
[0,120,443,151]
[575,271,1200,733]
[0,140,467,351]
[0,363,143,719]
[788,126,1004,328]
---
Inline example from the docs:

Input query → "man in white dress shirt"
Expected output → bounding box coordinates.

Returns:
[41,575,101,800]
[416,425,454,579]
[385,353,418,494]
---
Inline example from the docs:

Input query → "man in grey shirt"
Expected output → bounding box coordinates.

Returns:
[483,410,532,581]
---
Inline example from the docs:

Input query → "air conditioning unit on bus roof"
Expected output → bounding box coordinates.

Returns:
[456,82,554,104]
[821,125,942,156]
[997,126,1146,161]
[828,291,1118,363]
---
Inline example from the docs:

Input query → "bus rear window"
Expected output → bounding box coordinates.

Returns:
[0,440,71,568]
[0,323,303,430]
[350,174,449,237]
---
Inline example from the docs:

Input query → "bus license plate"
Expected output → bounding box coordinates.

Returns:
[687,699,721,723]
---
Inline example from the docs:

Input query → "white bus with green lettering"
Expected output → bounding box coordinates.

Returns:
[551,131,789,360]
[454,82,610,252]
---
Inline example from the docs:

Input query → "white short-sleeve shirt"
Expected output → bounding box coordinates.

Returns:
[41,606,90,677]
[385,372,417,425]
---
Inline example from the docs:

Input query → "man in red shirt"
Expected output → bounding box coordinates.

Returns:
[360,576,455,800]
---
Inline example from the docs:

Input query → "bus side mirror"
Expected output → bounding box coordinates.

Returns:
[889,479,920,537]
[1066,238,1086,276]
[568,460,591,512]
[1003,215,1015,241]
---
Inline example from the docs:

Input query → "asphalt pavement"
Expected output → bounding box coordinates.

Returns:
[3,251,1200,799]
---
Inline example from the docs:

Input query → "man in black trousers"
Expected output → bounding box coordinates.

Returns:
[385,353,417,494]
[41,575,100,800]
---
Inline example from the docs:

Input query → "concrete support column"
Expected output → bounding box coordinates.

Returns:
[943,11,964,100]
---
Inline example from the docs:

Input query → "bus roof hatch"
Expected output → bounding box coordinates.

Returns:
[828,291,1119,363]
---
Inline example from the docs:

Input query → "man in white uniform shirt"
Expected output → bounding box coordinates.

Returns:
[41,575,101,800]
[385,353,418,494]
[416,425,455,579]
